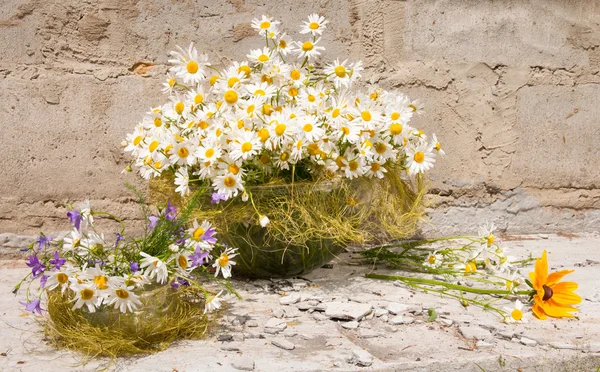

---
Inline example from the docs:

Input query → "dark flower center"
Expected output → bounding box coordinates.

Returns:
[542,285,553,301]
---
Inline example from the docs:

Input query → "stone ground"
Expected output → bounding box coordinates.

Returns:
[1,234,600,372]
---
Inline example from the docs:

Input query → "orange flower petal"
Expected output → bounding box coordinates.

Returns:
[540,299,577,318]
[536,250,548,287]
[528,271,538,289]
[551,282,582,305]
[546,270,574,286]
[531,303,547,320]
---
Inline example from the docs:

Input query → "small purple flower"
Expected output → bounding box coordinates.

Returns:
[176,226,186,245]
[36,234,52,250]
[148,215,159,229]
[49,251,66,270]
[114,233,123,247]
[25,255,46,278]
[39,275,48,288]
[130,262,139,272]
[211,192,227,204]
[20,298,43,316]
[201,228,217,244]
[189,247,209,267]
[165,202,177,221]
[170,277,190,290]
[67,210,83,230]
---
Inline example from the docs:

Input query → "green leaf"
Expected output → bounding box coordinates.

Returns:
[427,307,438,322]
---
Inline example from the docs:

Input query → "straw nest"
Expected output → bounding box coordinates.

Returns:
[42,285,211,359]
[150,167,426,278]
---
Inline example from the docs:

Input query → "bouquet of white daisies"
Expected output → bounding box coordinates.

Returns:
[124,14,444,202]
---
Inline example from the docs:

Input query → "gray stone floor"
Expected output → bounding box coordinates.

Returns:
[1,234,600,371]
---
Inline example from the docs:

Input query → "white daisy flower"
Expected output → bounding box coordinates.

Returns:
[213,247,238,279]
[405,143,436,175]
[300,14,328,36]
[168,43,210,85]
[46,270,70,294]
[293,38,325,60]
[139,252,168,284]
[504,300,528,324]
[204,290,224,314]
[251,15,280,37]
[71,282,102,313]
[430,134,445,156]
[478,221,496,247]
[424,251,443,268]
[212,173,244,200]
[107,285,142,313]
[174,167,190,196]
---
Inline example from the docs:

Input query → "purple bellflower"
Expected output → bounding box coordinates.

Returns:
[211,192,227,204]
[26,255,46,278]
[49,251,66,270]
[20,298,43,316]
[67,209,83,230]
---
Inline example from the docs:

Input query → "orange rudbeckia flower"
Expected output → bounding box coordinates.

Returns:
[529,250,581,320]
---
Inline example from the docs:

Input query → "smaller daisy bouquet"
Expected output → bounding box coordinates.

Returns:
[364,222,582,323]
[123,14,441,277]
[14,197,237,355]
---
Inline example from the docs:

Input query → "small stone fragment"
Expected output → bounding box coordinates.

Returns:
[272,308,285,318]
[231,359,255,371]
[476,341,495,349]
[272,338,295,350]
[389,316,415,325]
[358,329,381,339]
[246,320,259,328]
[264,318,287,334]
[217,334,233,342]
[296,302,313,311]
[549,342,580,350]
[520,337,538,347]
[342,321,360,329]
[374,308,388,317]
[280,293,301,305]
[387,302,409,315]
[351,349,373,367]
[326,339,343,347]
[438,318,453,326]
[325,302,373,321]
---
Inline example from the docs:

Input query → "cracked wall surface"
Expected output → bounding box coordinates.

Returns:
[1,0,599,247]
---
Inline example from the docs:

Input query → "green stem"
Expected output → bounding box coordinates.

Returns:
[365,273,532,296]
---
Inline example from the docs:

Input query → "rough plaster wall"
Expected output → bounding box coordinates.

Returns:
[0,0,599,249]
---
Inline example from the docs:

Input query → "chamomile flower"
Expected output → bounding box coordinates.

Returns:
[204,290,224,314]
[275,33,293,55]
[248,47,273,65]
[409,99,425,115]
[294,38,325,60]
[212,173,244,199]
[430,134,446,156]
[139,252,168,284]
[107,285,142,313]
[405,143,436,175]
[229,131,261,161]
[504,300,527,323]
[174,167,190,196]
[365,161,387,179]
[46,270,70,294]
[188,219,214,242]
[71,282,101,312]
[84,266,110,290]
[251,15,280,37]
[213,247,238,279]
[168,43,210,85]
[424,251,443,268]
[161,73,177,95]
[325,59,353,88]
[478,221,497,247]
[300,14,328,36]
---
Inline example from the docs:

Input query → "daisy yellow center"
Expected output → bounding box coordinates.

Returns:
[262,75,273,84]
[414,152,425,163]
[254,89,266,96]
[116,288,129,299]
[199,121,209,129]
[186,61,199,74]
[371,163,381,172]
[224,90,238,104]
[487,234,495,246]
[332,108,340,118]
[289,87,298,97]
[307,143,320,155]
[209,75,219,86]
[341,127,350,135]
[238,65,251,77]
[336,156,346,168]
[375,142,387,154]
[370,92,378,100]
[279,39,287,48]
[57,273,68,284]
[262,104,274,115]
[464,262,477,274]
[218,253,229,267]
[168,78,176,87]
[308,94,316,102]
[260,154,270,164]
[178,255,188,269]
[303,123,313,132]
[428,255,436,264]
[302,41,314,52]
[205,148,215,158]
[149,140,159,152]
[175,101,185,115]
[94,276,108,289]
[309,22,319,30]
[178,147,189,158]
[349,160,359,171]
[290,69,301,80]
[228,77,239,88]
[155,161,162,169]
[391,112,400,121]
[258,128,270,142]
[296,140,303,150]
[260,21,270,29]
[334,66,346,78]
[409,104,417,112]
[81,288,95,301]
[247,104,255,114]
[258,54,269,63]
[153,117,162,127]
[511,308,523,321]
[237,120,245,129]
[241,142,253,152]
[164,144,173,155]
[133,136,143,146]
[280,152,290,161]
[361,111,372,122]
[228,163,240,175]
[435,142,441,151]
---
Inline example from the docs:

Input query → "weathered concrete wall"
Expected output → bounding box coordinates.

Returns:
[1,0,599,245]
